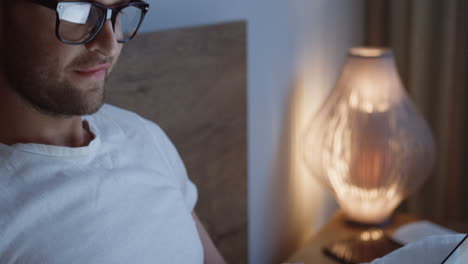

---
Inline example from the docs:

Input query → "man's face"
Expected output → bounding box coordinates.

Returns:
[0,0,124,117]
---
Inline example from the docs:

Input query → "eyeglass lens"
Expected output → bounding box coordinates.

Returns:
[115,6,143,40]
[57,2,144,43]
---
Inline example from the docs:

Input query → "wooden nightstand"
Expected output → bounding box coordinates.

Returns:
[286,210,420,264]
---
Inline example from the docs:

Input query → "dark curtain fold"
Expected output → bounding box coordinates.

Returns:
[448,0,468,227]
[364,0,466,227]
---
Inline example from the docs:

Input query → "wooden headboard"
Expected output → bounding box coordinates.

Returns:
[105,21,247,263]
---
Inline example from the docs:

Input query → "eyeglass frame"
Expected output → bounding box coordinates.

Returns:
[29,0,150,45]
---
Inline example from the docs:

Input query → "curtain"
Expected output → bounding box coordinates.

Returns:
[364,0,466,227]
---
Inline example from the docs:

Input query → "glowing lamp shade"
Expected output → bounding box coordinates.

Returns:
[304,47,436,224]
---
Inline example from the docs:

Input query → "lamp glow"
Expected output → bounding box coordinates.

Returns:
[304,47,435,224]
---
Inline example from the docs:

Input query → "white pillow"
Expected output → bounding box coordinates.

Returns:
[364,234,465,264]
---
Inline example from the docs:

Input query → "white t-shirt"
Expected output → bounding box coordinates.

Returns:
[0,104,203,264]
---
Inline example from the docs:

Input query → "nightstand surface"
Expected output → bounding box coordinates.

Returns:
[286,211,420,264]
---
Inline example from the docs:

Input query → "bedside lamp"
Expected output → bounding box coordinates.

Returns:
[304,47,436,225]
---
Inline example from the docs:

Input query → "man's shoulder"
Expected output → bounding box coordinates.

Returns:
[87,104,146,134]
[93,104,164,136]
[96,104,141,120]
[93,104,147,126]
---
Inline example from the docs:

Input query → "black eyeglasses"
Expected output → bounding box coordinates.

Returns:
[30,0,150,45]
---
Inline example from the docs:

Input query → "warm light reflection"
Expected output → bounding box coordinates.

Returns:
[321,98,405,223]
[360,229,384,241]
[348,84,392,113]
[360,231,371,241]
[289,76,334,246]
[303,47,436,224]
[350,47,390,58]
[345,50,404,113]
[371,229,383,240]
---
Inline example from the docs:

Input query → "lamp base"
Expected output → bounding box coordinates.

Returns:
[323,228,402,264]
[345,218,391,229]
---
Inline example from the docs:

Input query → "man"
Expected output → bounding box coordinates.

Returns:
[0,0,226,263]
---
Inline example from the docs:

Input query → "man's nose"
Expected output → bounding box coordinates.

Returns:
[85,20,120,57]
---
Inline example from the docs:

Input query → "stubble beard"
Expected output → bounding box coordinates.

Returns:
[3,57,108,118]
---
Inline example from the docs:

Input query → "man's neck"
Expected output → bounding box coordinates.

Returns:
[0,85,94,148]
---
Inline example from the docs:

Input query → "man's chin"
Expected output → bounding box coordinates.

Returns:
[73,87,106,116]
[35,85,105,117]
[68,69,104,89]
